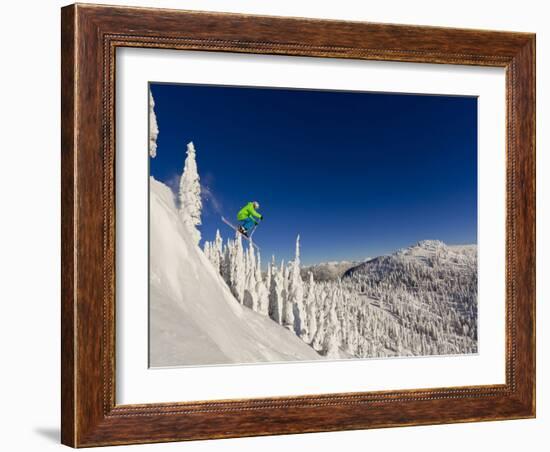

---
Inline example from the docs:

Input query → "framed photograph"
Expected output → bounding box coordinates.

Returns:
[61,3,535,447]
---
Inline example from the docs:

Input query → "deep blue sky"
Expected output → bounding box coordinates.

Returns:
[149,83,477,266]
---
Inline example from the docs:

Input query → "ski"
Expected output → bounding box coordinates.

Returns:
[221,217,261,250]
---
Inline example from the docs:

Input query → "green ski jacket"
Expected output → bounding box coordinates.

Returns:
[237,202,262,221]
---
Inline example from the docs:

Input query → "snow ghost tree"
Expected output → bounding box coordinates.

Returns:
[289,235,306,338]
[304,272,317,343]
[243,243,258,310]
[324,297,341,358]
[257,255,270,315]
[230,234,246,303]
[178,142,202,244]
[213,229,223,273]
[204,230,224,275]
[148,90,159,158]
[268,257,284,324]
[282,260,295,332]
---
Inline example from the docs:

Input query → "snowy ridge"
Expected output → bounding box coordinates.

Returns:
[149,177,321,366]
[341,240,478,356]
[301,260,360,282]
[344,240,477,279]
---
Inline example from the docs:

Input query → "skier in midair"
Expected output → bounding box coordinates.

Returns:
[237,201,263,237]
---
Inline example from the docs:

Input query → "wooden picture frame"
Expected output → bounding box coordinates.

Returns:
[61,3,535,447]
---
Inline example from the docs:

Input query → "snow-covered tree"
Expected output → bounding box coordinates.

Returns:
[179,142,202,244]
[265,258,273,295]
[281,261,294,331]
[230,234,245,303]
[206,229,223,274]
[323,296,341,358]
[214,230,223,266]
[243,243,258,310]
[255,252,270,316]
[203,229,224,275]
[304,272,317,343]
[325,331,341,359]
[220,241,231,286]
[269,258,284,324]
[148,90,159,158]
[288,235,306,338]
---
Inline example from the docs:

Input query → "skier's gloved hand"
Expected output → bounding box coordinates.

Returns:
[259,215,264,220]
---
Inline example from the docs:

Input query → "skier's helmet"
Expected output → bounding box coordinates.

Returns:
[253,201,260,209]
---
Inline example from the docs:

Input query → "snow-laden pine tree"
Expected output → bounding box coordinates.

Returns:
[288,235,306,338]
[311,285,328,352]
[148,90,159,158]
[243,243,258,310]
[281,261,295,331]
[255,252,270,316]
[204,229,223,274]
[324,295,341,358]
[214,229,223,272]
[265,258,273,295]
[325,331,341,358]
[230,233,245,303]
[268,258,284,324]
[304,272,317,343]
[203,230,224,275]
[178,142,202,244]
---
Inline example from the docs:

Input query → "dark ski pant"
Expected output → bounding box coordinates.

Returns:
[239,217,257,232]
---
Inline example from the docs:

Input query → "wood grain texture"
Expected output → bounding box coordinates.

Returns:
[60,5,76,447]
[60,3,536,447]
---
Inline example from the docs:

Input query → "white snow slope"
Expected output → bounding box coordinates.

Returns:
[149,177,320,367]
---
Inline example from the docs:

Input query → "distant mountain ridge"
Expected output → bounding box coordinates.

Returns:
[301,260,360,282]
[300,240,476,283]
[343,239,476,278]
